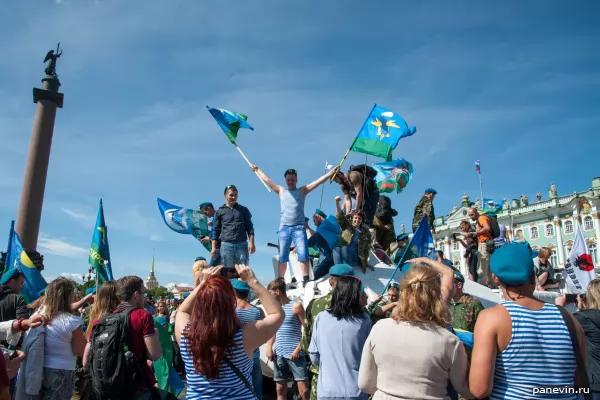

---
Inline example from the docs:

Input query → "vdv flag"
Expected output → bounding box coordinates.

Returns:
[380,216,435,295]
[89,199,113,284]
[2,227,47,303]
[564,222,597,294]
[157,198,211,251]
[350,104,416,161]
[207,106,254,143]
[482,198,503,212]
[399,216,436,275]
[373,158,414,194]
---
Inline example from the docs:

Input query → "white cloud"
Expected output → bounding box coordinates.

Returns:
[38,234,88,258]
[46,272,91,284]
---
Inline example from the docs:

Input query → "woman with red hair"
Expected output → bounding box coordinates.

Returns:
[175,264,284,399]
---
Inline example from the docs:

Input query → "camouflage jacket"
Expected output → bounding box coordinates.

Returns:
[367,298,394,325]
[412,195,435,231]
[449,294,484,333]
[301,292,332,374]
[336,214,372,267]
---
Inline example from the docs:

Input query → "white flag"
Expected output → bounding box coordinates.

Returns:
[324,161,333,171]
[563,222,597,294]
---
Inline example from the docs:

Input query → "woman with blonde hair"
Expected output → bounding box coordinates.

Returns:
[83,281,119,349]
[358,258,472,399]
[18,277,86,399]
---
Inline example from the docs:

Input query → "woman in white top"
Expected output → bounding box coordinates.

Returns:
[358,258,472,400]
[39,277,87,399]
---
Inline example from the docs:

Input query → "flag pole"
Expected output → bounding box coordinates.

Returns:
[231,142,272,193]
[3,221,15,276]
[479,170,484,209]
[330,103,378,183]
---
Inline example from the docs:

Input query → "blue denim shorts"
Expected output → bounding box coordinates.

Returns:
[278,225,309,263]
[273,354,308,382]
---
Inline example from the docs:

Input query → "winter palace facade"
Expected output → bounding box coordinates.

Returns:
[433,177,600,280]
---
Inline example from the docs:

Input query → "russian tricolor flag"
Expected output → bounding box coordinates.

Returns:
[475,160,481,174]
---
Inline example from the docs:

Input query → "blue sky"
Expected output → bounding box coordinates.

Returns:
[1,1,599,287]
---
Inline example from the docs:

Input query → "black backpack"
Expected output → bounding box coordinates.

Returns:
[89,305,139,400]
[486,214,501,239]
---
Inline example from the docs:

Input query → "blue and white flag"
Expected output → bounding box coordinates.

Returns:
[157,198,211,251]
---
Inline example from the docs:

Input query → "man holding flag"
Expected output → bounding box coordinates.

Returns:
[252,165,339,287]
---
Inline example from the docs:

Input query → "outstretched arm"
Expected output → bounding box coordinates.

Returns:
[251,165,282,194]
[301,167,340,196]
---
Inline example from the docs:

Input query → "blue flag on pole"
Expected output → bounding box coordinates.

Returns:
[157,198,211,251]
[206,106,254,144]
[350,105,416,161]
[1,227,47,303]
[380,216,435,296]
[89,200,113,284]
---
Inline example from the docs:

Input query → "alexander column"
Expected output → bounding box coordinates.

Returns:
[15,44,64,265]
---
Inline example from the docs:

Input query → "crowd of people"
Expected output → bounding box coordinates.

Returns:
[0,163,598,400]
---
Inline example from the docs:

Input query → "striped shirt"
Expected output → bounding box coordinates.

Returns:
[236,306,263,359]
[274,302,303,359]
[181,327,253,400]
[490,302,577,400]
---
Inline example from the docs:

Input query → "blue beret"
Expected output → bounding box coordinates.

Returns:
[425,188,438,194]
[453,270,465,283]
[183,292,190,299]
[396,233,409,241]
[231,279,250,292]
[195,256,206,262]
[314,209,327,219]
[85,287,97,296]
[329,264,354,277]
[199,202,213,209]
[491,243,534,286]
[0,269,20,286]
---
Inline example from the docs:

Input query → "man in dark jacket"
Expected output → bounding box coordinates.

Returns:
[0,269,29,322]
[412,188,437,233]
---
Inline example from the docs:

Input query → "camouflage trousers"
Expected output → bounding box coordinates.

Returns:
[310,373,318,400]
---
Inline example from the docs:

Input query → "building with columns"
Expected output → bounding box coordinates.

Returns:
[433,177,600,281]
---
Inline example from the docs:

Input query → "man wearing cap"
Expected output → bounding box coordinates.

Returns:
[0,270,29,322]
[448,270,483,354]
[200,202,222,267]
[251,164,339,287]
[412,188,437,233]
[389,233,409,265]
[233,279,265,399]
[335,196,372,273]
[305,209,336,281]
[300,264,354,400]
[367,281,400,324]
[469,243,586,399]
